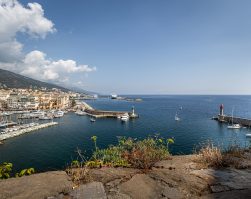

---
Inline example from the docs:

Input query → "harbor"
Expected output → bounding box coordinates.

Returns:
[1,95,251,172]
[0,100,139,142]
[0,121,58,141]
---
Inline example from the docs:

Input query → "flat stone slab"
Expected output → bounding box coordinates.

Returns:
[70,182,107,199]
[119,174,163,199]
[0,171,73,199]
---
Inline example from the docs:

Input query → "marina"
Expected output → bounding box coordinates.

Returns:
[0,122,58,141]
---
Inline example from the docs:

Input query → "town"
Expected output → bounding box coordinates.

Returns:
[0,87,97,142]
[0,87,95,111]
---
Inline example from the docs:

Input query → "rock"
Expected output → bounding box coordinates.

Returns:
[107,192,131,199]
[201,189,251,199]
[69,182,107,199]
[89,168,139,184]
[190,169,216,183]
[0,171,73,199]
[106,178,123,188]
[161,187,184,199]
[210,185,231,193]
[119,174,163,199]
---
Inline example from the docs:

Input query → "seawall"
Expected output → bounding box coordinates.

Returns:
[217,115,251,127]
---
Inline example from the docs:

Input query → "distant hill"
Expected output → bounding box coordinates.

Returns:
[68,86,98,95]
[0,68,69,92]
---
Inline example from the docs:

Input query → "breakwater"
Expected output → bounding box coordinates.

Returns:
[81,102,138,118]
[216,115,251,127]
[0,122,58,141]
[214,104,251,127]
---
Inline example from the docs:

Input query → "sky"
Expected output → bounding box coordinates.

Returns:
[1,0,251,94]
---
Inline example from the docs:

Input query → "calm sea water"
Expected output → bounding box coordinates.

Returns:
[1,95,251,172]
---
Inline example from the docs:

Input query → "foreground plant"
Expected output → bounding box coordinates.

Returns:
[195,141,249,168]
[87,135,174,169]
[0,162,13,179]
[15,168,35,177]
[0,162,35,179]
[66,149,90,185]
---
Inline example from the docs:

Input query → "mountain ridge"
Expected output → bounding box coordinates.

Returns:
[0,68,69,92]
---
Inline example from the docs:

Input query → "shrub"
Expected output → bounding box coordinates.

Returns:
[123,137,173,169]
[66,159,90,185]
[0,162,13,179]
[196,143,223,168]
[0,162,35,179]
[196,142,248,168]
[15,168,35,177]
[86,136,174,169]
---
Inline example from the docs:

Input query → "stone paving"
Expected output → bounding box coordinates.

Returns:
[1,155,251,199]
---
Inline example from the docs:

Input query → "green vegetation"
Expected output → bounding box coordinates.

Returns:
[85,135,174,169]
[66,135,174,184]
[0,162,35,180]
[15,168,35,177]
[0,162,12,179]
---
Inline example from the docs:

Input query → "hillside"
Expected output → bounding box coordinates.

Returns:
[0,68,69,92]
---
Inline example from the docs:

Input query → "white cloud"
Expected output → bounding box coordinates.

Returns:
[0,0,55,62]
[0,0,96,88]
[20,50,96,81]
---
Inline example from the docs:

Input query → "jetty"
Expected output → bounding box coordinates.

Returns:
[214,104,251,127]
[80,102,139,119]
[0,122,58,141]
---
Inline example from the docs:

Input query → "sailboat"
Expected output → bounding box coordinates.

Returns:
[227,107,241,129]
[175,106,182,121]
[175,112,180,121]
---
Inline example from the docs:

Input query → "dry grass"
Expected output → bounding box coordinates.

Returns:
[65,149,92,185]
[195,142,249,169]
[66,163,91,185]
[196,143,224,168]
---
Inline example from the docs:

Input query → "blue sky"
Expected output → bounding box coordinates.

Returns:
[2,0,251,94]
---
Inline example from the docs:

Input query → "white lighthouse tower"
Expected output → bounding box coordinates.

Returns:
[131,106,136,117]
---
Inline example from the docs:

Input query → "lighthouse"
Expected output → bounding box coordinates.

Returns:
[220,104,224,116]
[131,106,136,117]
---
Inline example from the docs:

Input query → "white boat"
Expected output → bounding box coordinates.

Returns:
[30,111,45,118]
[18,113,32,119]
[121,114,129,122]
[75,110,86,116]
[175,113,180,121]
[246,134,251,137]
[0,112,12,116]
[54,111,64,118]
[111,94,118,99]
[0,122,17,128]
[227,107,241,129]
[228,124,241,129]
[39,115,53,120]
[90,118,96,122]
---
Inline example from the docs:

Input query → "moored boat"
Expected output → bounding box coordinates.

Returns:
[227,107,241,129]
[90,118,96,122]
[121,113,129,122]
[75,110,86,116]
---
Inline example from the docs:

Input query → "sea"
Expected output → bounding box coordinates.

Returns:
[1,95,251,172]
